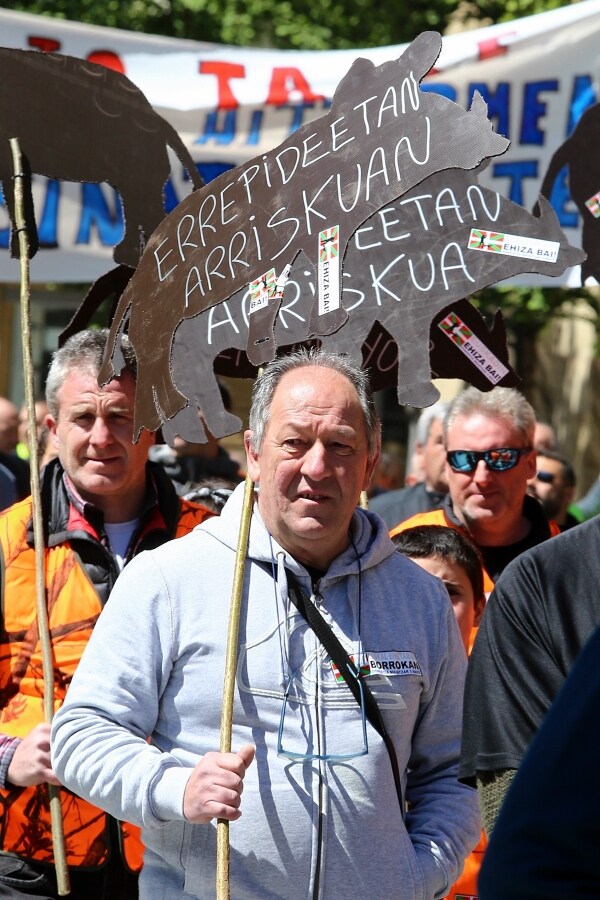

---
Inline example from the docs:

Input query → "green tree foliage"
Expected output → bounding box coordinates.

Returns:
[0,0,573,49]
[479,0,570,26]
[0,0,456,47]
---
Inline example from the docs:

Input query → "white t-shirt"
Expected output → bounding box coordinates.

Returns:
[104,518,140,571]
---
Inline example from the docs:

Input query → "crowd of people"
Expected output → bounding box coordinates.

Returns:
[0,330,596,898]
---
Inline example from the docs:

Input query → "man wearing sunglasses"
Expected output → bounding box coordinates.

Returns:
[527,448,579,532]
[391,386,560,600]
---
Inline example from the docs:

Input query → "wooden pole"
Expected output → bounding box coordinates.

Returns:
[216,471,255,900]
[9,138,71,896]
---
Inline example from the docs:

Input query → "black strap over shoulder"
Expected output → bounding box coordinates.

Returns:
[285,569,404,813]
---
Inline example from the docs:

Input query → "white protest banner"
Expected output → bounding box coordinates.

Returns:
[0,1,599,283]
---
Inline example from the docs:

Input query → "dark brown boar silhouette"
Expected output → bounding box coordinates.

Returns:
[152,164,582,443]
[160,296,519,445]
[0,48,204,267]
[539,102,600,285]
[100,30,511,436]
[208,306,518,393]
[317,178,585,407]
[359,306,520,394]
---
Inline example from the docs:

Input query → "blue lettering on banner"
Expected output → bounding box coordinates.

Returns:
[421,83,457,102]
[196,109,237,145]
[247,109,264,145]
[0,179,63,249]
[163,178,180,213]
[286,98,332,136]
[520,80,559,145]
[146,168,226,216]
[286,101,318,135]
[492,159,538,206]
[197,98,333,147]
[76,183,123,248]
[37,179,61,248]
[197,162,235,183]
[0,183,9,248]
[568,74,596,133]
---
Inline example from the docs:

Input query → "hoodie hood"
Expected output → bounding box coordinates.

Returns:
[200,481,397,581]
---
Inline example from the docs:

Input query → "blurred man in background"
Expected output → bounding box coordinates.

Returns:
[0,395,30,499]
[16,398,49,461]
[527,448,578,531]
[370,401,449,529]
[533,420,557,452]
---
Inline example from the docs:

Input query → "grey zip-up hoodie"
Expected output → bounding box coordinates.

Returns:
[52,483,480,899]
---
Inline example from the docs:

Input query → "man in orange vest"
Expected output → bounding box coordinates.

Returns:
[391,386,560,600]
[0,329,213,900]
[391,385,560,900]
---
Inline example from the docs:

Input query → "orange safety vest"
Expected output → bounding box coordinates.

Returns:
[0,494,211,870]
[391,506,560,899]
[391,507,561,598]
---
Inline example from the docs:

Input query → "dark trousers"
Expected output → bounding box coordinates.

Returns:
[0,856,138,900]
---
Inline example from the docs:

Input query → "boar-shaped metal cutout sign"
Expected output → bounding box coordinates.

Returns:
[316,175,584,407]
[115,159,583,443]
[540,102,600,285]
[206,303,519,394]
[0,49,204,267]
[101,31,512,434]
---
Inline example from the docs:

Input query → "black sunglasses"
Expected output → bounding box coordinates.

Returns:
[447,447,531,473]
[535,470,555,484]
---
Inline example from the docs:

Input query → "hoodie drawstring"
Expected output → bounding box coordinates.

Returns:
[268,535,291,689]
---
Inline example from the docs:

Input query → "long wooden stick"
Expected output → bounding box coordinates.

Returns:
[9,138,70,896]
[216,471,255,900]
[216,475,366,897]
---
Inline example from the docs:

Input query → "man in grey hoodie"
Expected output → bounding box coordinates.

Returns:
[52,349,480,900]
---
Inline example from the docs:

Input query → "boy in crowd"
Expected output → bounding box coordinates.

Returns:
[392,525,485,653]
[393,524,486,900]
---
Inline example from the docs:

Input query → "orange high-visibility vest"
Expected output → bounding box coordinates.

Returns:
[0,494,210,870]
[391,507,561,597]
